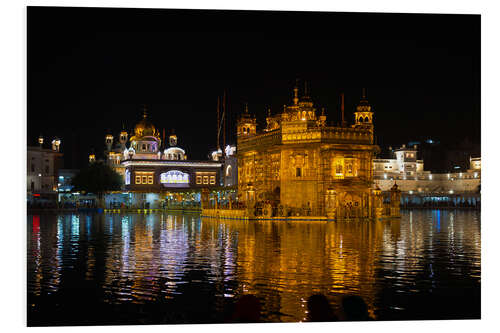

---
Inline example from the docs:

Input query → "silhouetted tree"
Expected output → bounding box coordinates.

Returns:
[71,162,122,207]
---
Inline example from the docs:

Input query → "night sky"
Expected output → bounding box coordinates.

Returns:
[27,7,480,169]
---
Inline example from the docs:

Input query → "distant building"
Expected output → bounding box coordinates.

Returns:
[373,143,480,207]
[27,136,64,203]
[57,169,78,192]
[210,144,237,187]
[94,107,222,208]
[374,144,428,180]
[223,145,237,187]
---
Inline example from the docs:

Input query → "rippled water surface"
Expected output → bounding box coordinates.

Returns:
[27,210,480,325]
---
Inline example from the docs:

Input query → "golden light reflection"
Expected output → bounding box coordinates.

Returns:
[28,211,481,322]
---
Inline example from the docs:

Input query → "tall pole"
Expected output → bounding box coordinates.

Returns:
[341,92,345,127]
[217,96,220,151]
[223,90,226,157]
[162,128,165,150]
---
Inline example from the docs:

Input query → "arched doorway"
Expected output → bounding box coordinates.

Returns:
[339,192,362,218]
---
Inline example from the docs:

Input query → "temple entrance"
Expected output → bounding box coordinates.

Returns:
[339,192,362,218]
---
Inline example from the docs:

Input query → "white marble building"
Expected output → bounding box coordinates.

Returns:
[374,144,480,195]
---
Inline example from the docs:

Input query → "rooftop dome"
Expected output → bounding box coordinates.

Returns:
[133,107,160,139]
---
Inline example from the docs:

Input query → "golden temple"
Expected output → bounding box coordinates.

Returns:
[204,81,401,220]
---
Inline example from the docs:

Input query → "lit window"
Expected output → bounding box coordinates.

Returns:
[148,176,153,184]
[142,176,147,184]
[203,176,209,184]
[210,176,216,184]
[296,167,302,177]
[335,164,342,174]
[135,176,141,184]
[196,176,202,184]
[345,160,353,176]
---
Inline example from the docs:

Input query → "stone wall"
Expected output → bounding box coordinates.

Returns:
[202,208,249,219]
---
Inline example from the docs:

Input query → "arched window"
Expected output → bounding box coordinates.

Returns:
[226,165,232,177]
[365,116,369,122]
[359,117,364,123]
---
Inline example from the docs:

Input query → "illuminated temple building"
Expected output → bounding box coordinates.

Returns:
[234,83,400,219]
[98,107,223,208]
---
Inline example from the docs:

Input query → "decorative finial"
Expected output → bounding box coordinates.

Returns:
[244,102,249,114]
[304,81,309,97]
[142,104,148,119]
[267,106,271,117]
[362,88,366,99]
[321,107,325,116]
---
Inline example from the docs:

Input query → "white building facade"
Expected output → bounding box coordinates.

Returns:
[374,144,480,199]
[27,136,64,203]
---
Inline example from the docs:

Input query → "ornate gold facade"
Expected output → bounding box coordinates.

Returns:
[237,83,397,219]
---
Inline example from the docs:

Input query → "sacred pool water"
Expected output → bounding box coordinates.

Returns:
[27,210,480,325]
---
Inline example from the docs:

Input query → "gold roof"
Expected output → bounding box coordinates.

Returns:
[132,108,160,140]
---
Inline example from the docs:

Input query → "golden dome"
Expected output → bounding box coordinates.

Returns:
[133,108,160,139]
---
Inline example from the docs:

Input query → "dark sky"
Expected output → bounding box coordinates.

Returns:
[27,7,480,168]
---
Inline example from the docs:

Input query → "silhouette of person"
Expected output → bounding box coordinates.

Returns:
[232,294,261,323]
[341,295,372,321]
[307,294,337,322]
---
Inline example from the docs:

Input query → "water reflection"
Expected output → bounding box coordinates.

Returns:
[27,210,480,324]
